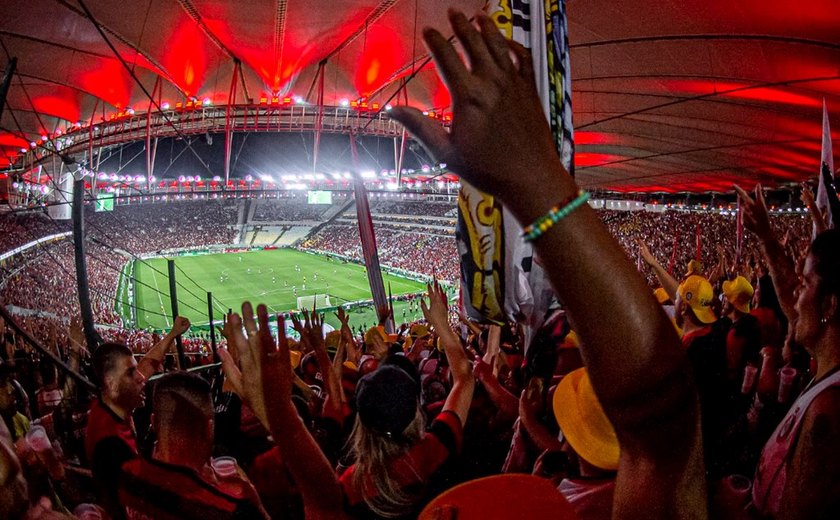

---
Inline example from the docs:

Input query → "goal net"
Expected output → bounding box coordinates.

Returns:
[296,294,332,310]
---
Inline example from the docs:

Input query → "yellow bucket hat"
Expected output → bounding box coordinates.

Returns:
[553,368,620,471]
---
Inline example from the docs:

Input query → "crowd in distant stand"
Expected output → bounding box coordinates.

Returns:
[1,200,240,349]
[253,200,332,222]
[301,223,460,282]
[370,200,455,217]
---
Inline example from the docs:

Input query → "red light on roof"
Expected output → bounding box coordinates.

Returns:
[271,96,280,104]
[350,100,358,108]
[282,97,292,104]
[175,102,183,109]
[260,97,268,104]
[371,103,380,110]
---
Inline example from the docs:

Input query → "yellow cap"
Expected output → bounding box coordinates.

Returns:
[325,330,342,350]
[553,368,620,471]
[410,324,430,338]
[722,276,754,314]
[678,275,717,324]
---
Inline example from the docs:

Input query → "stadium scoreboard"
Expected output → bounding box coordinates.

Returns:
[307,190,332,204]
[95,192,116,212]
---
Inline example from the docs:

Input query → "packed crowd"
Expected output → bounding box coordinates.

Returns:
[300,224,460,283]
[87,200,238,254]
[0,212,70,256]
[253,201,333,222]
[1,10,837,520]
[369,200,455,218]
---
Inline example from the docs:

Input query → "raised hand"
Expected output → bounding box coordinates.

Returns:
[421,281,450,330]
[302,309,325,351]
[734,184,773,240]
[388,10,575,217]
[68,316,87,356]
[170,316,191,336]
[636,238,658,267]
[335,306,350,328]
[800,183,816,208]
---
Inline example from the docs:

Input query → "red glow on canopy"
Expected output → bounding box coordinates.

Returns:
[76,59,132,108]
[575,153,624,167]
[30,94,81,124]
[0,133,29,149]
[353,26,406,97]
[575,132,619,146]
[161,22,209,96]
[664,80,821,107]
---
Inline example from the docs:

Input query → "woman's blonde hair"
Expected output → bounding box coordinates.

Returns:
[349,406,426,518]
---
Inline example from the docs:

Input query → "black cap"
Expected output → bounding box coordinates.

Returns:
[355,366,418,437]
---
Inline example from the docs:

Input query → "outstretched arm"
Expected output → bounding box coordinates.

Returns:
[638,238,679,301]
[138,316,190,378]
[422,281,474,425]
[800,183,827,235]
[390,10,705,518]
[229,303,348,520]
[734,184,798,321]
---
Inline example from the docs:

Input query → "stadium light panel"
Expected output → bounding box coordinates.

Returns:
[361,170,375,178]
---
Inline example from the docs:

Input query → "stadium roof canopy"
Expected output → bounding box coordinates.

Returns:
[0,0,839,193]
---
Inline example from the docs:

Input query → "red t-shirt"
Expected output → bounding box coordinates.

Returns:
[85,399,139,519]
[119,457,267,520]
[339,411,463,516]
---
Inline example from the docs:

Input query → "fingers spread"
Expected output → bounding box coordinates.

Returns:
[475,14,513,72]
[507,40,534,82]
[388,106,453,164]
[448,10,494,74]
[256,304,274,354]
[242,302,256,335]
[733,185,754,204]
[422,26,470,97]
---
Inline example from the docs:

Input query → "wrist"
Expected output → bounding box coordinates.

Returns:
[506,175,579,228]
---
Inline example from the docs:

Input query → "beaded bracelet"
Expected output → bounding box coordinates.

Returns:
[521,190,591,242]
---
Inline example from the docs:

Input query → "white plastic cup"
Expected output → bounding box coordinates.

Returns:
[211,456,238,478]
[26,425,50,452]
[26,425,62,479]
[778,367,797,403]
[741,365,758,394]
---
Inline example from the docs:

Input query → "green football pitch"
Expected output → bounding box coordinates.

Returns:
[120,249,429,331]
